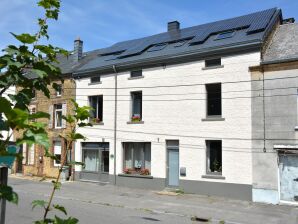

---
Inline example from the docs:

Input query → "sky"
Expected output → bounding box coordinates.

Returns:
[0,0,297,53]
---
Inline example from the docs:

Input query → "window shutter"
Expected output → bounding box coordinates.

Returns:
[48,105,53,129]
[22,144,27,165]
[62,103,67,128]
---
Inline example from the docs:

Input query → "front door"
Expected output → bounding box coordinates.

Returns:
[279,154,298,202]
[166,140,179,187]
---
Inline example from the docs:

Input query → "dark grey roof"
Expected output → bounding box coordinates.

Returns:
[263,23,298,64]
[73,8,281,75]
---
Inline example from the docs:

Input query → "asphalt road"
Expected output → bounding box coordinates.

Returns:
[6,179,191,224]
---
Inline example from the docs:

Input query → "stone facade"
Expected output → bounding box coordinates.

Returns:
[15,78,76,178]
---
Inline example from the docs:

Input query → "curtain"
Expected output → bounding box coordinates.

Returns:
[84,149,99,172]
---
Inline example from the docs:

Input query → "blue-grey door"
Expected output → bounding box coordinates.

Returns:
[167,140,179,187]
[279,155,298,202]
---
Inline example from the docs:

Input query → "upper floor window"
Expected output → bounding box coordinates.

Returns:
[206,83,222,117]
[206,140,222,175]
[49,103,66,129]
[54,104,63,128]
[90,76,101,84]
[131,91,142,122]
[130,70,142,78]
[89,95,103,123]
[205,58,221,68]
[56,84,62,97]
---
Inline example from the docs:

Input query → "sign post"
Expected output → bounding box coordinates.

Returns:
[0,145,19,224]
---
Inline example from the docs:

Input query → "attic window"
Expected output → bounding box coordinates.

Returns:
[205,58,221,68]
[90,76,101,84]
[173,40,187,47]
[147,43,167,52]
[130,70,142,78]
[216,31,235,40]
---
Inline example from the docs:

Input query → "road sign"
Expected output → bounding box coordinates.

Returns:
[0,145,19,168]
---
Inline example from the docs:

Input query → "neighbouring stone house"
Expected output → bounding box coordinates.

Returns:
[250,20,298,204]
[71,8,287,202]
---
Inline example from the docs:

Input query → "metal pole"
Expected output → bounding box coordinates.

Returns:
[113,65,118,185]
[0,167,8,224]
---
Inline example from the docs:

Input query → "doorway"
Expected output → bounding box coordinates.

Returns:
[166,140,179,187]
[279,154,298,203]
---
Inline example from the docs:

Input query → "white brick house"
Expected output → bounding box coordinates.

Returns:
[72,8,283,201]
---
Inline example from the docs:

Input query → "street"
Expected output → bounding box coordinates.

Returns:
[6,177,298,224]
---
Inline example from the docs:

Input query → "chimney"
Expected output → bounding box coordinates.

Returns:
[168,21,180,32]
[73,37,83,63]
[282,18,295,24]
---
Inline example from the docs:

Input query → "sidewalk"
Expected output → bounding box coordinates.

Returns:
[9,175,298,224]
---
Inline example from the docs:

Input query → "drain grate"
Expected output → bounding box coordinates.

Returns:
[190,216,210,222]
[142,217,160,222]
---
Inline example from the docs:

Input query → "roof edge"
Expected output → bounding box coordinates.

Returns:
[73,40,262,77]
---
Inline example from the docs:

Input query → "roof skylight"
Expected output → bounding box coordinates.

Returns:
[147,43,167,52]
[215,31,235,40]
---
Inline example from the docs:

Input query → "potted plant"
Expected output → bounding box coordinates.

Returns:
[123,168,133,174]
[92,117,101,123]
[131,114,141,122]
[140,168,150,175]
[212,159,220,173]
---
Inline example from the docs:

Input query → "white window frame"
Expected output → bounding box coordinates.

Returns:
[53,141,62,167]
[54,104,63,129]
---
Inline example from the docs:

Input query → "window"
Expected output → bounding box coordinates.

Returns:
[147,43,167,52]
[83,149,99,171]
[206,140,222,174]
[130,70,142,78]
[206,83,222,116]
[123,142,151,175]
[54,104,63,128]
[56,84,62,96]
[82,142,109,172]
[131,91,142,122]
[49,104,66,129]
[216,31,235,40]
[89,95,103,123]
[90,76,101,84]
[205,58,221,68]
[53,141,62,167]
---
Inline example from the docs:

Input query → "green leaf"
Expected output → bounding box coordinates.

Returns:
[70,133,85,141]
[29,111,50,120]
[52,180,61,190]
[53,204,67,215]
[0,185,18,204]
[32,199,47,210]
[54,216,79,224]
[10,33,37,44]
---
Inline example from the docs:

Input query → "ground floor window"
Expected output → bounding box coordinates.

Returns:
[53,141,62,167]
[206,140,222,175]
[123,142,151,175]
[82,142,109,173]
[83,149,99,172]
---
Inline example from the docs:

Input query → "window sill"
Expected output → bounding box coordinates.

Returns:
[118,173,153,179]
[201,117,225,121]
[88,81,102,85]
[201,174,225,180]
[202,65,224,70]
[91,122,104,126]
[128,76,144,80]
[127,121,144,124]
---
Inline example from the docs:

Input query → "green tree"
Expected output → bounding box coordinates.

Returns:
[0,0,91,223]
